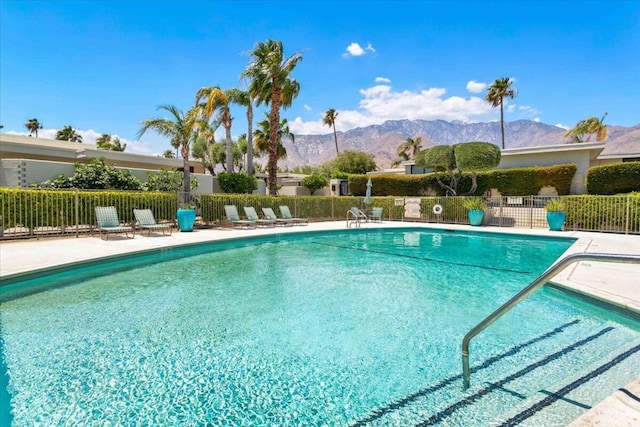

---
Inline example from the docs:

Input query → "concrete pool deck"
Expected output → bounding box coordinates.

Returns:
[1,220,639,425]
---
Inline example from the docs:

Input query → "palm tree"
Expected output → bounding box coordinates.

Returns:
[194,86,236,173]
[110,137,126,152]
[485,77,517,149]
[56,125,82,142]
[242,39,303,195]
[229,89,255,175]
[323,108,339,154]
[564,112,608,143]
[397,136,423,159]
[25,118,43,137]
[138,104,197,198]
[253,115,294,161]
[95,134,125,151]
[161,149,175,158]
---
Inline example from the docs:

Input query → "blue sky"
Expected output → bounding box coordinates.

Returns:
[1,0,638,156]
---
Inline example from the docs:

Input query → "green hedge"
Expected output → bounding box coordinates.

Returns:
[586,162,640,195]
[564,194,640,232]
[349,164,577,196]
[0,188,176,229]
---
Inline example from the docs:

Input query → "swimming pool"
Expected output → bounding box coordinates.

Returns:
[1,228,638,425]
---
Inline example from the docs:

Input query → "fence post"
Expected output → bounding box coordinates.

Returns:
[625,195,630,235]
[75,191,80,237]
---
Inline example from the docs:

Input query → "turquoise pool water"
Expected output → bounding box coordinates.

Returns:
[1,228,638,426]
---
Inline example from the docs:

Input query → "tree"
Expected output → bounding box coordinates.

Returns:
[485,77,517,149]
[398,136,422,159]
[323,108,339,154]
[56,125,82,142]
[242,39,303,195]
[195,86,236,173]
[324,150,377,175]
[35,158,141,190]
[228,89,255,175]
[96,134,126,152]
[564,112,608,143]
[253,115,294,161]
[25,118,43,137]
[300,174,329,195]
[138,104,197,199]
[161,149,175,158]
[415,141,501,195]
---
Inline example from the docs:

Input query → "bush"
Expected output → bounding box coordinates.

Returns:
[34,158,142,190]
[300,174,329,195]
[586,162,640,195]
[218,172,257,194]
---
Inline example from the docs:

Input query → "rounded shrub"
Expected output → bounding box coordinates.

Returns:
[586,162,640,195]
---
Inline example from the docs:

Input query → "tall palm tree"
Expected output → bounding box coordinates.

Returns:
[56,125,82,142]
[485,77,517,149]
[137,104,197,198]
[194,86,236,173]
[564,112,608,143]
[323,108,339,154]
[397,136,423,159]
[229,89,255,175]
[253,115,294,160]
[25,118,43,137]
[242,39,303,195]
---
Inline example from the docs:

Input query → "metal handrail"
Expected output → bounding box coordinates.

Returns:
[462,252,640,389]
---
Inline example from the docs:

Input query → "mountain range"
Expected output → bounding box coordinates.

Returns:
[277,119,640,170]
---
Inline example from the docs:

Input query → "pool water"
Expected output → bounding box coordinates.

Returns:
[1,229,638,426]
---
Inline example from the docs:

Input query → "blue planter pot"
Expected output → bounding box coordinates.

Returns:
[177,208,196,232]
[547,211,566,231]
[468,210,484,226]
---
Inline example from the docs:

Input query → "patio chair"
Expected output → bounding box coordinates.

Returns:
[346,207,367,228]
[370,207,383,223]
[95,206,135,240]
[279,205,308,225]
[133,209,172,236]
[262,207,294,226]
[243,206,276,227]
[224,205,256,229]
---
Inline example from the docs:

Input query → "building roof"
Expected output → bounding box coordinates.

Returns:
[0,133,199,170]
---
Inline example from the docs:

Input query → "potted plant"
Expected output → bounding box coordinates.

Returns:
[463,197,486,226]
[545,199,566,231]
[176,203,196,232]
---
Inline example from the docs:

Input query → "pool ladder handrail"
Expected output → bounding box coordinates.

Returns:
[462,252,640,389]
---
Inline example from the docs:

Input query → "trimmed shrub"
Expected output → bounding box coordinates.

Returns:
[586,162,640,195]
[300,174,329,195]
[218,172,257,194]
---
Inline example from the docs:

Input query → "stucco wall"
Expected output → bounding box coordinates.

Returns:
[498,151,590,194]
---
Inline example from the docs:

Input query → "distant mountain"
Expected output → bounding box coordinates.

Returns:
[275,119,639,169]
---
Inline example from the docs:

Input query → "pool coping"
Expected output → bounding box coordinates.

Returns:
[1,220,639,425]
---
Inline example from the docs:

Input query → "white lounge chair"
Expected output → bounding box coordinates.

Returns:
[370,207,383,223]
[244,206,276,227]
[224,205,256,229]
[95,206,135,240]
[279,205,308,225]
[262,207,294,226]
[133,209,172,236]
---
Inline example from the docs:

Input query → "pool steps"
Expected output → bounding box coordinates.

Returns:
[351,321,640,426]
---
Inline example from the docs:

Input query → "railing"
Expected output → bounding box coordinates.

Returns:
[1,189,638,240]
[461,252,640,389]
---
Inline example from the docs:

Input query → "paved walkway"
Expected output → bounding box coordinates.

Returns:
[1,221,639,425]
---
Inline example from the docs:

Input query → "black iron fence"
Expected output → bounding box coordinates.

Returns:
[1,189,638,240]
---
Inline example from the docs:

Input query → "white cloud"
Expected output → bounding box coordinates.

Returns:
[289,83,494,135]
[506,104,516,113]
[342,42,376,58]
[555,123,570,130]
[466,80,486,93]
[375,77,391,83]
[303,104,312,111]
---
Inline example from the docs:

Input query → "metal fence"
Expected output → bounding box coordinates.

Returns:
[1,189,638,240]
